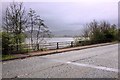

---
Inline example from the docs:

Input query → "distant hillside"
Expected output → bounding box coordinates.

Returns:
[24,30,50,38]
[24,30,82,38]
[52,30,82,37]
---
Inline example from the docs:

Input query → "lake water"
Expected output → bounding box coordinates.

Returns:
[25,37,74,44]
[25,37,75,49]
[25,37,86,49]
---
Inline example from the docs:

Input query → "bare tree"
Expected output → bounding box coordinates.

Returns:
[34,16,51,50]
[27,8,36,49]
[82,20,118,43]
[2,2,51,53]
[82,24,90,40]
[2,2,27,51]
[27,9,51,50]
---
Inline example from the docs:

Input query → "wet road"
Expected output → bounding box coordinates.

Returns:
[2,44,118,78]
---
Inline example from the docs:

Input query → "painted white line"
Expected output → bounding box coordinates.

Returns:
[45,58,118,73]
[66,61,118,72]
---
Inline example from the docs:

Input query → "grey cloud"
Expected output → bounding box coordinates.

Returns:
[1,2,118,31]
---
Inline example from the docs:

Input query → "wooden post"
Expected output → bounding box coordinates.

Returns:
[9,45,11,55]
[71,41,73,47]
[37,44,39,51]
[10,45,13,54]
[57,42,59,49]
[27,44,29,53]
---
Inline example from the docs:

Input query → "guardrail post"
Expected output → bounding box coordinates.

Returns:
[71,41,73,47]
[57,42,59,49]
[37,44,39,50]
[27,44,29,53]
[9,45,11,55]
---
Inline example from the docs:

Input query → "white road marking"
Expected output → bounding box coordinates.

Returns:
[66,61,118,72]
[43,58,118,73]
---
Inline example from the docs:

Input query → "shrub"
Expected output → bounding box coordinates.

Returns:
[75,20,119,46]
[2,32,26,55]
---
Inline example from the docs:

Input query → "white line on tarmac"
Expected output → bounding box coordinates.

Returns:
[45,58,119,73]
[66,61,118,72]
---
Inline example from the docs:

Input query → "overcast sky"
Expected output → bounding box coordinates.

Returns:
[1,0,119,31]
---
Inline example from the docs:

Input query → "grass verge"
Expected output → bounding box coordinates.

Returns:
[1,54,16,60]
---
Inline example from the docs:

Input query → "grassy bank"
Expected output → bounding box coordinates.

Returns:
[1,54,16,60]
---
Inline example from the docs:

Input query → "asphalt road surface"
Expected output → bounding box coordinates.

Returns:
[2,44,119,78]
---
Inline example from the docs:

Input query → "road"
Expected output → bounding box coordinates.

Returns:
[2,44,119,78]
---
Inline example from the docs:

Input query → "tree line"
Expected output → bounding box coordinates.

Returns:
[1,2,119,55]
[2,2,51,55]
[75,20,119,46]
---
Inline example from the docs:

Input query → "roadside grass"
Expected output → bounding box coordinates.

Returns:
[1,54,16,60]
[1,41,118,61]
[1,48,48,60]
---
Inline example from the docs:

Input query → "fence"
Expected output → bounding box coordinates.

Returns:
[8,41,77,54]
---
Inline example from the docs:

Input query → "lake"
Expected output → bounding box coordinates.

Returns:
[25,37,87,49]
[25,37,74,44]
[25,37,75,49]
